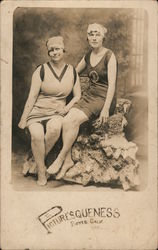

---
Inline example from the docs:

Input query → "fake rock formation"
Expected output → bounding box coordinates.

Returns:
[63,98,140,190]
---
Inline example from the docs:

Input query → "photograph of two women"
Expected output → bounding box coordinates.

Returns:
[12,7,148,191]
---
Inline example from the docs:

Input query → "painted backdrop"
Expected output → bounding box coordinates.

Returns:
[13,8,148,156]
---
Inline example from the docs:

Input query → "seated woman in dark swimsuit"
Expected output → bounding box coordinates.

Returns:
[47,23,117,178]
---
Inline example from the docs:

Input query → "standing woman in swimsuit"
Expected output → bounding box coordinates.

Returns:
[47,23,117,178]
[18,36,81,185]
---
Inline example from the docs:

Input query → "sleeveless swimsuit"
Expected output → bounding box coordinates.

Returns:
[27,63,76,127]
[73,49,117,118]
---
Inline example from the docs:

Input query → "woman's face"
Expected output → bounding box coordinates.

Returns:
[87,31,104,49]
[48,47,64,62]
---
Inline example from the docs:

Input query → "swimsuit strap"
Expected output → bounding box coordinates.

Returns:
[36,64,45,82]
[40,64,45,81]
[84,50,91,65]
[104,49,112,66]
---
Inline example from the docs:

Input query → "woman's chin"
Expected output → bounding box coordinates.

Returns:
[90,44,100,49]
[51,57,63,63]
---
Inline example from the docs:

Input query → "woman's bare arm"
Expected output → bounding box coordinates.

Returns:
[98,53,117,124]
[18,67,42,128]
[76,56,86,74]
[65,74,81,112]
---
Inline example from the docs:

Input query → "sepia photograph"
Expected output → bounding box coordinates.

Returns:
[12,7,148,191]
[1,1,157,249]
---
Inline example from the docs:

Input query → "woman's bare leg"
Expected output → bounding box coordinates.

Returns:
[47,108,88,175]
[28,116,63,168]
[45,116,63,156]
[56,150,74,179]
[28,122,47,186]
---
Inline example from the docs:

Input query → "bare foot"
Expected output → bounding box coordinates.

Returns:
[56,159,74,180]
[37,176,47,186]
[47,156,64,175]
[37,169,47,186]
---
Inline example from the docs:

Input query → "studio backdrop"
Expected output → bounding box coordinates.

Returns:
[13,7,148,157]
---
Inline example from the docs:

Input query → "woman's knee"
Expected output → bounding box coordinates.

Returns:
[46,117,63,136]
[28,123,44,142]
[63,108,87,129]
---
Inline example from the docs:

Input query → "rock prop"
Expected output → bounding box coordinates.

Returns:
[63,97,140,191]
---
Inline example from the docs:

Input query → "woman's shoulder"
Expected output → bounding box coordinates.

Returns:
[67,65,77,79]
[103,48,116,62]
[67,64,76,72]
[67,63,74,68]
[35,63,46,73]
[103,47,112,55]
[42,62,50,68]
[104,48,116,57]
[64,64,77,85]
[33,63,47,81]
[37,62,51,68]
[84,49,92,63]
[36,62,51,74]
[32,64,42,77]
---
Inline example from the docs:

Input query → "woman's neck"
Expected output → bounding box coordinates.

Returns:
[50,59,66,69]
[92,46,105,54]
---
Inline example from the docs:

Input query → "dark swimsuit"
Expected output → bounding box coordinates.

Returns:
[73,49,117,118]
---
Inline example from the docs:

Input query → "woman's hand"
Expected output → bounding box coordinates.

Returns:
[97,109,109,126]
[18,119,27,129]
[56,106,69,116]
